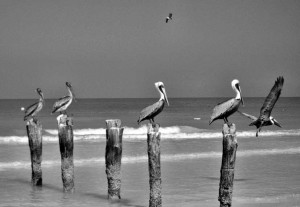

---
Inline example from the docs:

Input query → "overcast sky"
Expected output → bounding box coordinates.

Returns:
[0,0,299,98]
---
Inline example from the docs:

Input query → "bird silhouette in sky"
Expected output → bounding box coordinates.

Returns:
[166,13,172,23]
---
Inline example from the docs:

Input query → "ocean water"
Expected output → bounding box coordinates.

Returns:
[0,98,300,207]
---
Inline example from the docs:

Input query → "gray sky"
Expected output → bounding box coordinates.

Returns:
[0,0,299,98]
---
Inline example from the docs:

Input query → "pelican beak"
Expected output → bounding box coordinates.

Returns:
[69,86,77,102]
[274,119,281,128]
[41,92,45,101]
[162,87,169,106]
[237,84,244,106]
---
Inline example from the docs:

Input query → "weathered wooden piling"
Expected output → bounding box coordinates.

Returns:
[147,124,162,207]
[105,119,124,199]
[218,124,238,207]
[57,114,74,192]
[26,119,43,186]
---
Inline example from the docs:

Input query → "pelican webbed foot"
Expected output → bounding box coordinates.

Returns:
[60,110,68,115]
[224,117,233,127]
[227,122,233,127]
[256,127,262,137]
[149,118,156,128]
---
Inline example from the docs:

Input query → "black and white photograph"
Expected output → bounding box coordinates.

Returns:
[0,0,299,206]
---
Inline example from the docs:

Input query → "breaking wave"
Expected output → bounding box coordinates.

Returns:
[0,147,300,170]
[0,126,299,144]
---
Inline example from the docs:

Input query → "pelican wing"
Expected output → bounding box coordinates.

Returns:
[24,101,43,120]
[260,77,284,118]
[237,110,257,121]
[138,100,164,123]
[52,96,71,113]
[24,102,39,119]
[210,98,236,123]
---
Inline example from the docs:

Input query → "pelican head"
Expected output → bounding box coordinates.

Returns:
[66,82,72,88]
[155,81,169,106]
[36,88,44,101]
[270,116,281,127]
[66,82,76,101]
[231,79,244,106]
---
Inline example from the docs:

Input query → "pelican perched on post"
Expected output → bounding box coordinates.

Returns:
[209,79,244,126]
[239,76,284,137]
[137,82,169,126]
[52,82,75,115]
[22,88,45,121]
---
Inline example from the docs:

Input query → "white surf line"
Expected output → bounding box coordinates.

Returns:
[2,128,300,145]
[1,147,300,170]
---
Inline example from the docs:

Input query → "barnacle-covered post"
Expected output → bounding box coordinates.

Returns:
[26,119,43,186]
[218,124,238,207]
[105,119,124,199]
[147,123,162,207]
[57,114,74,193]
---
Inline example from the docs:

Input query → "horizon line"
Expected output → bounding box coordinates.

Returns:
[1,96,299,100]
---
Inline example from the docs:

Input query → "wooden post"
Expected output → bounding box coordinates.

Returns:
[26,119,43,186]
[218,124,238,207]
[147,124,162,207]
[57,114,74,193]
[105,119,124,199]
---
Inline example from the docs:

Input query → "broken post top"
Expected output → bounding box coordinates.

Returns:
[26,118,41,127]
[222,123,236,136]
[106,119,122,129]
[147,123,160,134]
[57,114,73,127]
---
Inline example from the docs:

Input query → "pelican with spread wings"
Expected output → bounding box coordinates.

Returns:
[239,76,284,137]
[166,13,172,23]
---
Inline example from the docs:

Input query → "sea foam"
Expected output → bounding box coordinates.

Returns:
[1,147,300,170]
[0,126,299,144]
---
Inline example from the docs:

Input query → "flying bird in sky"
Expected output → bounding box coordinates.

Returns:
[137,82,169,126]
[22,88,45,122]
[238,76,284,137]
[209,79,244,126]
[165,13,172,23]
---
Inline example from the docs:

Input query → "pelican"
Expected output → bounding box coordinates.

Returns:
[137,82,169,125]
[22,88,45,121]
[209,79,244,126]
[165,13,172,23]
[238,76,284,137]
[52,82,75,115]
